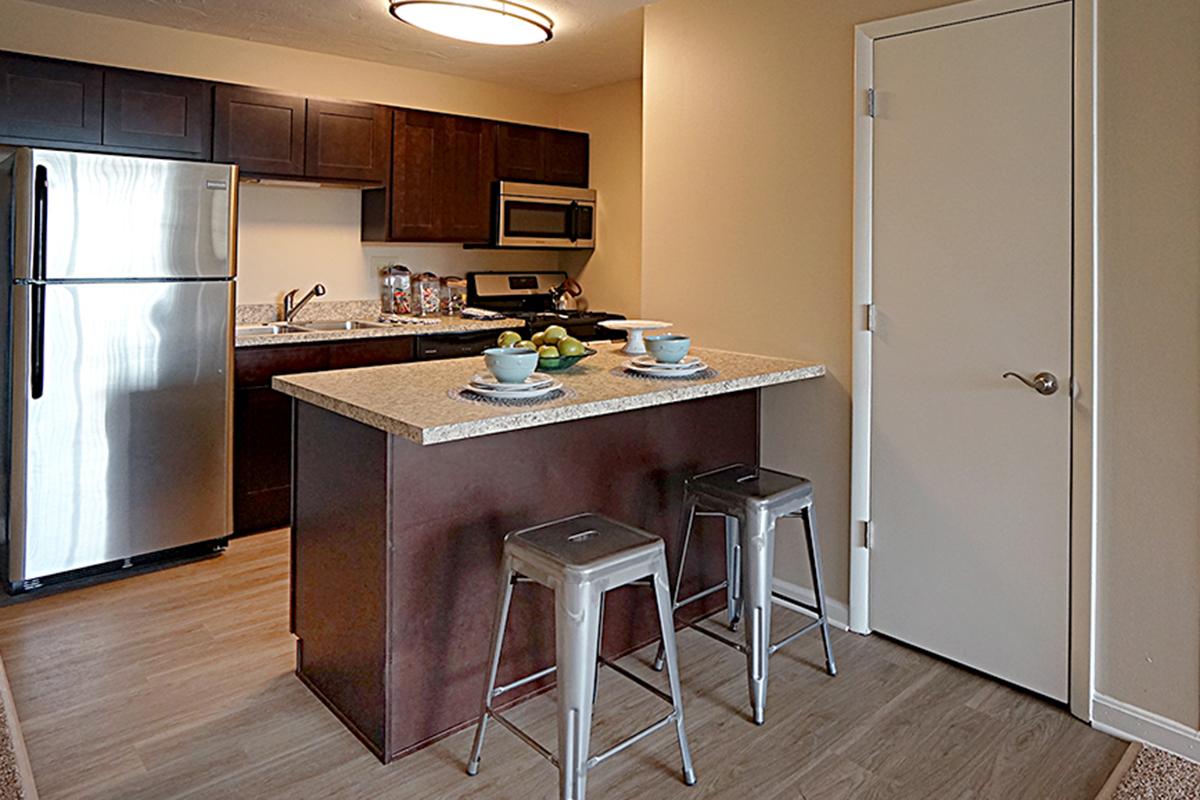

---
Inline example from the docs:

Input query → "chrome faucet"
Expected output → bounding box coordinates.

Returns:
[282,283,326,323]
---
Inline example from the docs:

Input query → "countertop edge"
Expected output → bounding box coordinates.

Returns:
[235,317,521,348]
[273,362,825,446]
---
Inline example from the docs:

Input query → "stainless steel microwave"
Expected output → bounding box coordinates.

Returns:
[493,181,596,249]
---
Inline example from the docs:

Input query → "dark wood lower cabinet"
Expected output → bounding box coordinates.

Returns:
[233,336,415,535]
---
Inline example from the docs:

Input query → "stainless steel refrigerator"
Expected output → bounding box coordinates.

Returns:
[0,148,237,592]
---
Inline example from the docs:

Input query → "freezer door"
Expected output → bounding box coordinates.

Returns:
[14,149,237,281]
[8,280,233,583]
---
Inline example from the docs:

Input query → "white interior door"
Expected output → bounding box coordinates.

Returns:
[868,1,1073,701]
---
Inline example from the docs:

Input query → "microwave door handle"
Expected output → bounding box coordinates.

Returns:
[568,201,579,242]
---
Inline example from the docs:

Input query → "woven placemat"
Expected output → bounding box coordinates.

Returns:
[612,366,719,382]
[449,386,574,406]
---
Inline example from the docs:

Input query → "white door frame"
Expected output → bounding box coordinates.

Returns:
[849,0,1097,721]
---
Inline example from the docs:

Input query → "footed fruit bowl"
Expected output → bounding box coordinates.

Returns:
[537,347,597,372]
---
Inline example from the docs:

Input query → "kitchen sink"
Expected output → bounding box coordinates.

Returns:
[236,323,309,336]
[295,320,389,331]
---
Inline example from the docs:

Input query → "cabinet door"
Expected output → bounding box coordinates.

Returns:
[213,85,305,176]
[0,53,102,145]
[390,109,439,241]
[439,116,496,242]
[103,69,212,158]
[495,123,545,182]
[305,99,389,183]
[543,129,589,187]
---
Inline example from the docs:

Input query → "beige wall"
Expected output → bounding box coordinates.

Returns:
[1094,0,1200,728]
[642,0,958,610]
[644,0,1200,734]
[557,80,644,316]
[237,185,557,305]
[0,0,567,307]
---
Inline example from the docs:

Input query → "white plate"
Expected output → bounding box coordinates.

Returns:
[464,380,562,399]
[624,360,708,378]
[632,355,701,370]
[470,372,553,390]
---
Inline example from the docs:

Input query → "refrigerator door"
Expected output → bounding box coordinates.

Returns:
[13,149,237,281]
[8,280,233,584]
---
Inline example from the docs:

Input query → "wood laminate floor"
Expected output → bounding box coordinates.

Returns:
[0,530,1125,799]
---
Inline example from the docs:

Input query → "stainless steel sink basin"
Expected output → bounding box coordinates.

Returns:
[236,323,309,336]
[294,320,388,331]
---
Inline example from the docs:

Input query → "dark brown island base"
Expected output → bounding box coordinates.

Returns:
[272,346,825,763]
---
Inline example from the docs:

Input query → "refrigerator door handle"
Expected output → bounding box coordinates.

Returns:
[30,165,48,399]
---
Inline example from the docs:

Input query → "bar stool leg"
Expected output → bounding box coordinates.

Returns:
[724,515,742,631]
[556,581,603,800]
[741,508,776,725]
[800,504,837,677]
[652,558,698,786]
[593,594,605,703]
[467,555,517,776]
[653,492,698,672]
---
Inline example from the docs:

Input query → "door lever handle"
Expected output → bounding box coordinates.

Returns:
[1002,371,1059,396]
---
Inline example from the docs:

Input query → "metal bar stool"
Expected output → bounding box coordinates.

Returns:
[653,463,837,725]
[467,513,697,800]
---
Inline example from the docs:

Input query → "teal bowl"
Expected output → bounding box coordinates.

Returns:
[646,334,691,364]
[484,347,539,384]
[537,347,597,372]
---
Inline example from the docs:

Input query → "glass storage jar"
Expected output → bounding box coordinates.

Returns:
[413,272,441,316]
[380,264,412,315]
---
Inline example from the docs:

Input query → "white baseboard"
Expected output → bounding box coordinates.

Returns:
[771,577,851,632]
[1093,693,1200,765]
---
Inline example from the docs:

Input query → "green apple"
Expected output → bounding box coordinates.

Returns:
[496,330,522,348]
[537,345,561,359]
[517,340,537,350]
[543,325,568,345]
[531,331,547,347]
[557,337,585,356]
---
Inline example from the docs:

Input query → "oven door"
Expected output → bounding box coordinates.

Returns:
[497,195,595,249]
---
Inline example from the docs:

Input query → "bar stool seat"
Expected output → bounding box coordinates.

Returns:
[467,513,696,800]
[654,463,837,725]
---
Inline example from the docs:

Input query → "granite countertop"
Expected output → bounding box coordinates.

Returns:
[272,345,825,445]
[235,315,522,348]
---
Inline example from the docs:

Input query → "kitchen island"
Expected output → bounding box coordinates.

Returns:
[273,346,824,763]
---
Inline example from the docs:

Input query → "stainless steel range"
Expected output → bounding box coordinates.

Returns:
[412,271,625,361]
[466,271,625,339]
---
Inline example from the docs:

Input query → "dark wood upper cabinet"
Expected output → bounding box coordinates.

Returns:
[305,99,389,183]
[495,123,544,183]
[213,85,306,176]
[102,69,212,158]
[385,110,494,243]
[0,53,102,145]
[496,123,589,188]
[439,115,495,242]
[543,129,589,187]
[390,109,439,241]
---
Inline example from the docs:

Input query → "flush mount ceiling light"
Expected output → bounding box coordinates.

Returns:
[388,1,554,46]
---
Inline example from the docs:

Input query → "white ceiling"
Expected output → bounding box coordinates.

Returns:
[27,0,650,94]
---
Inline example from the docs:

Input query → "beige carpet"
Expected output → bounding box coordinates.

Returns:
[0,656,36,800]
[1098,743,1200,799]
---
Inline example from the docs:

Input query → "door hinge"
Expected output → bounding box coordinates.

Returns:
[863,520,874,549]
[864,302,876,332]
[866,88,876,118]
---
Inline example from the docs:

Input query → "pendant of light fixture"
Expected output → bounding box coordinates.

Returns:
[388,1,554,46]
